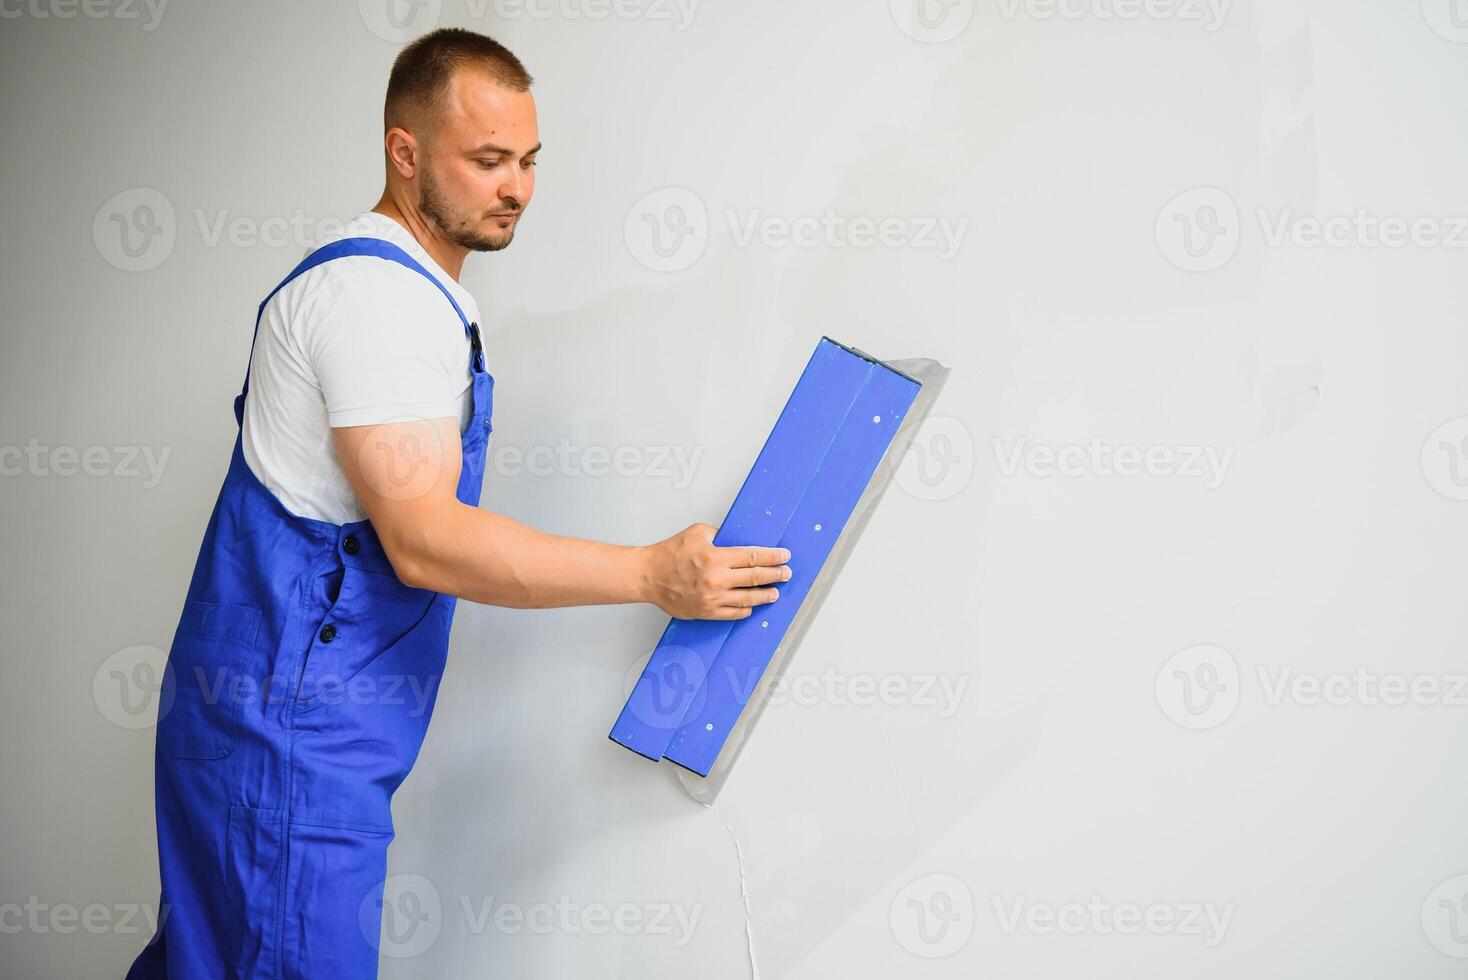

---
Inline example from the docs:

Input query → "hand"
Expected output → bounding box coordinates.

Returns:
[640,523,792,621]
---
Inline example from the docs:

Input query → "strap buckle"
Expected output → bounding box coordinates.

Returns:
[469,321,485,372]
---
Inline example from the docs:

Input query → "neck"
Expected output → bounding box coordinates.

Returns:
[372,188,468,281]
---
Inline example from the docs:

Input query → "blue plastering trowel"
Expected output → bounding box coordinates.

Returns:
[609,336,951,803]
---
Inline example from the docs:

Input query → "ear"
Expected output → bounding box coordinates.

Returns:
[384,127,420,179]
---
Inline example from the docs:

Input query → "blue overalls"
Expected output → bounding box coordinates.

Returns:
[127,237,493,978]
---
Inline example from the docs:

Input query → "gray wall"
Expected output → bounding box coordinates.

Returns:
[3,0,1467,977]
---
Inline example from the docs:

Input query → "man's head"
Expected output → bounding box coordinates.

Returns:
[383,29,539,252]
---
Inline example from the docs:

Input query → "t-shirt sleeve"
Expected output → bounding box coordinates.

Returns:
[301,262,469,429]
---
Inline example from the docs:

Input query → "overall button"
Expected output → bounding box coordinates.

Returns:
[342,535,360,556]
[319,624,337,644]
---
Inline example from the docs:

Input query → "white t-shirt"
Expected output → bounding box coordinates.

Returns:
[240,210,481,525]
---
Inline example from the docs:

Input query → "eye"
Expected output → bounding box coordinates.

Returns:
[478,158,501,169]
[523,158,537,169]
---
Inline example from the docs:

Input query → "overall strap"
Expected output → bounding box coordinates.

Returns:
[235,236,481,422]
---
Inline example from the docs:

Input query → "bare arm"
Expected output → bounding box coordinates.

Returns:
[331,417,792,619]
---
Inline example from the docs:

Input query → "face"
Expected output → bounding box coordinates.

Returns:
[416,70,539,252]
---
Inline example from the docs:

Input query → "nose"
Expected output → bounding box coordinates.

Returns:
[500,167,530,209]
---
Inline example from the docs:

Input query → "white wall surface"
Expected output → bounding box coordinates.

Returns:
[3,0,1467,977]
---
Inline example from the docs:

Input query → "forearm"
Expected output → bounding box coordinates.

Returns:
[336,421,788,620]
[396,499,651,609]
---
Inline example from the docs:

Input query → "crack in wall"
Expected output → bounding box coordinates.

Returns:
[704,802,760,980]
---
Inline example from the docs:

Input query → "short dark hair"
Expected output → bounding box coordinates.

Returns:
[384,28,533,134]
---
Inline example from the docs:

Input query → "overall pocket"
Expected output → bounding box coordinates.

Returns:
[225,804,285,978]
[157,600,261,760]
[296,566,444,711]
[281,815,397,977]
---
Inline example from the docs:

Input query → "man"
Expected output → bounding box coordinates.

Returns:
[127,28,790,979]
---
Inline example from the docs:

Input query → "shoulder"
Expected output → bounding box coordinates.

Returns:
[276,213,476,317]
[290,254,454,318]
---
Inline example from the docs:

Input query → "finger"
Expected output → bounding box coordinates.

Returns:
[720,586,780,608]
[717,545,791,569]
[715,564,791,589]
[706,605,755,621]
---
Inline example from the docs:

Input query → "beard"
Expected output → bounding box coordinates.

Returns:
[418,165,519,253]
